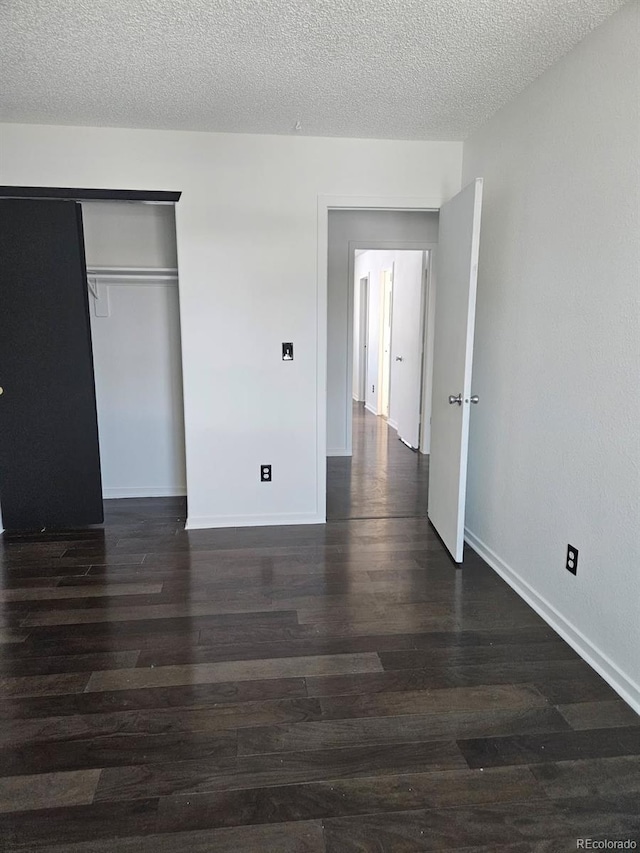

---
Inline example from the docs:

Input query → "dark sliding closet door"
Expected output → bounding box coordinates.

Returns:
[0,199,103,529]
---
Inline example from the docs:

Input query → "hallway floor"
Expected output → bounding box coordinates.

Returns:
[0,432,638,849]
[327,403,429,521]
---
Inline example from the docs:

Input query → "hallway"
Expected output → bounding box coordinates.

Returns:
[327,404,429,521]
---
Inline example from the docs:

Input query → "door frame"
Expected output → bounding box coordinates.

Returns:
[356,274,369,403]
[318,194,443,519]
[379,265,394,420]
[419,249,435,453]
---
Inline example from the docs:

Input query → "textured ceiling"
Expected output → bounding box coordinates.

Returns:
[0,0,627,140]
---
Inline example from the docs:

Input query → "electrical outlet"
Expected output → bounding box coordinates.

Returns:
[566,544,578,575]
[260,464,272,482]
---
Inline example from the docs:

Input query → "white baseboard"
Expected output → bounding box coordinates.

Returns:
[104,486,187,499]
[465,527,640,715]
[327,448,352,457]
[387,418,398,430]
[364,403,378,417]
[186,512,325,530]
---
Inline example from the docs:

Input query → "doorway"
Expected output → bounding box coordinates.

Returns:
[320,181,484,561]
[325,208,439,458]
[327,243,433,521]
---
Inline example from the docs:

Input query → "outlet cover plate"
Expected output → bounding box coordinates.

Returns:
[260,464,272,482]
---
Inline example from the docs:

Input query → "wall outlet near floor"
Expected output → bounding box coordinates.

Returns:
[566,544,578,575]
[260,464,272,482]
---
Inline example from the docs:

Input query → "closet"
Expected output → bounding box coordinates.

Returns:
[0,190,185,531]
[83,201,186,501]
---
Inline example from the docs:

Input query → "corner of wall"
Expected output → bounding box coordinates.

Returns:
[466,528,640,715]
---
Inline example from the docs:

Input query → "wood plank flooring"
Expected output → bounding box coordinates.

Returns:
[1,408,638,850]
[327,403,429,520]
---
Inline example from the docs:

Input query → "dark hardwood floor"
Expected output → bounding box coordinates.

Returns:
[327,404,429,520]
[0,410,638,850]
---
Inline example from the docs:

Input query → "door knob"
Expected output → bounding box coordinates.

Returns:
[470,395,479,404]
[395,356,403,362]
[448,394,462,405]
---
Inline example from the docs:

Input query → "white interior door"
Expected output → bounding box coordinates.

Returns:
[390,251,425,448]
[428,179,483,562]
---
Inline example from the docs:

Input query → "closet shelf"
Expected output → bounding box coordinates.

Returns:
[87,266,178,281]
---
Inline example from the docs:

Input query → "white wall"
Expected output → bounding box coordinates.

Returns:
[81,201,178,268]
[0,127,462,527]
[328,210,440,455]
[462,1,640,711]
[88,279,187,499]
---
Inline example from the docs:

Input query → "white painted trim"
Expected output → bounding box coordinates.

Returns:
[364,402,378,417]
[320,195,444,212]
[465,527,640,715]
[317,202,329,524]
[387,418,399,430]
[419,249,436,454]
[186,512,325,530]
[352,240,437,251]
[104,487,187,499]
[357,274,370,405]
[327,448,351,457]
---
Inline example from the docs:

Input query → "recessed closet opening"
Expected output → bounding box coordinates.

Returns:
[82,201,187,505]
[0,189,186,532]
